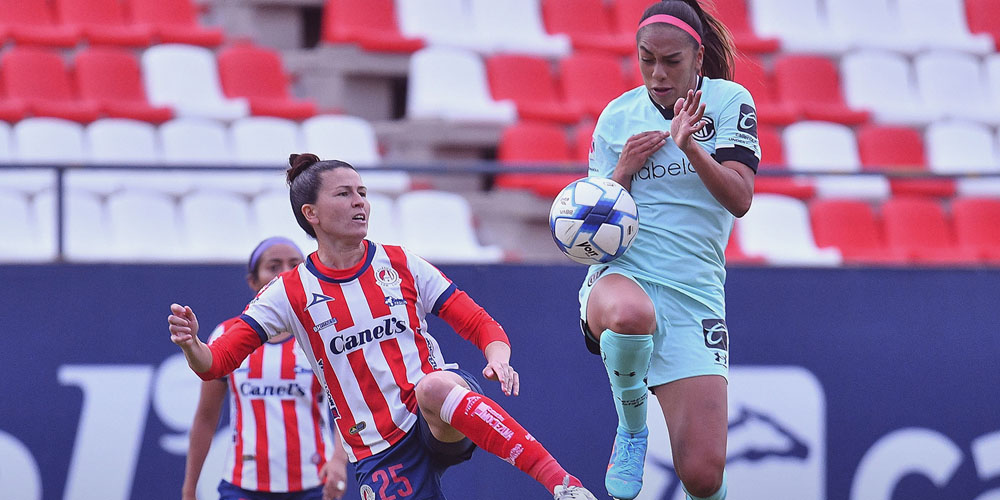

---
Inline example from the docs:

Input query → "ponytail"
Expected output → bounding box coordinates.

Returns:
[638,0,736,81]
[285,153,356,238]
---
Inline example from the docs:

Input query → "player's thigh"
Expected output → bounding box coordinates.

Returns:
[651,375,728,480]
[414,370,472,443]
[585,273,656,336]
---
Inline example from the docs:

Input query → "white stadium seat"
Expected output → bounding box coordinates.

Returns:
[301,114,410,194]
[897,0,994,54]
[747,0,849,54]
[364,192,402,245]
[407,46,517,124]
[737,194,841,266]
[142,44,249,121]
[250,190,317,254]
[0,190,56,261]
[825,0,920,53]
[396,0,494,53]
[64,189,110,262]
[925,121,1000,197]
[13,118,86,164]
[86,119,161,165]
[914,51,1000,126]
[468,0,570,57]
[0,121,12,161]
[179,190,254,261]
[106,189,183,261]
[782,121,890,200]
[230,117,302,167]
[160,118,231,165]
[396,190,503,263]
[840,50,937,126]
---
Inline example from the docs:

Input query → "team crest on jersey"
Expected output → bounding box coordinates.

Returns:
[360,485,375,500]
[375,267,400,287]
[693,116,716,142]
[307,292,335,309]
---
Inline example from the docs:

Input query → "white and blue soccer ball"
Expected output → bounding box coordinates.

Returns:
[549,177,639,265]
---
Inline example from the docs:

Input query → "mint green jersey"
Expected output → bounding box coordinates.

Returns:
[587,77,760,312]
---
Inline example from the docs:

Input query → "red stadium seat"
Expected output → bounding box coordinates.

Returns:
[560,52,630,118]
[0,73,29,122]
[322,0,423,53]
[610,0,655,35]
[966,0,1000,47]
[856,125,954,198]
[881,196,978,264]
[733,56,800,125]
[951,197,1000,263]
[810,199,900,263]
[0,0,81,47]
[707,0,780,54]
[55,0,153,47]
[126,0,224,46]
[773,55,870,125]
[725,227,765,264]
[75,47,173,123]
[217,42,317,120]
[486,54,582,124]
[1,47,99,123]
[573,121,597,163]
[542,0,632,55]
[496,121,583,198]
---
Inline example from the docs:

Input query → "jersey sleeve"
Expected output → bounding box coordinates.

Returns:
[405,250,458,316]
[240,275,295,342]
[713,86,761,173]
[588,110,619,178]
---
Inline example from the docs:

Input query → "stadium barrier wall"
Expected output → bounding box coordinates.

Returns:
[1,264,998,500]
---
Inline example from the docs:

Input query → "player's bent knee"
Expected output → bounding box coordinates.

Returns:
[414,371,466,411]
[600,301,655,334]
[675,455,726,498]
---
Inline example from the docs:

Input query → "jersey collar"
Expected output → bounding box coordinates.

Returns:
[647,75,704,120]
[305,240,376,283]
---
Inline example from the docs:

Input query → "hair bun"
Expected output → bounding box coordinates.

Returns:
[287,153,321,185]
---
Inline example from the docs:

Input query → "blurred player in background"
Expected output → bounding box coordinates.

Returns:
[182,236,349,500]
[579,1,759,499]
[168,154,599,500]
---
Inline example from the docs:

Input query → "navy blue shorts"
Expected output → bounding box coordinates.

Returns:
[353,368,484,500]
[217,480,323,500]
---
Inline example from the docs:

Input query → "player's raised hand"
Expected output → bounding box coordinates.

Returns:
[168,303,201,348]
[483,360,520,397]
[671,89,707,151]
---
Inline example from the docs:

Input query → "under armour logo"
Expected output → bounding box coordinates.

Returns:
[613,370,637,377]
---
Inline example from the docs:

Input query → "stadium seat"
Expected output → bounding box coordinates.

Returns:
[707,0,780,54]
[924,121,1000,198]
[54,0,153,47]
[782,121,890,199]
[217,43,317,120]
[301,114,410,194]
[840,50,937,126]
[560,52,630,118]
[250,190,317,253]
[468,0,571,58]
[86,118,160,165]
[0,121,12,162]
[573,121,597,163]
[966,0,1000,48]
[724,227,765,265]
[609,0,658,36]
[106,189,184,260]
[897,0,993,54]
[141,44,250,121]
[0,190,55,261]
[773,55,869,125]
[951,197,1000,263]
[486,55,582,124]
[987,55,1000,106]
[126,0,224,47]
[881,196,977,264]
[63,189,110,262]
[914,51,1000,126]
[1,47,100,123]
[746,0,849,54]
[407,46,517,124]
[0,92,28,123]
[732,56,800,126]
[159,118,231,165]
[542,0,632,55]
[75,47,173,123]
[12,118,86,164]
[753,125,816,200]
[496,121,582,198]
[230,117,302,166]
[824,0,919,53]
[322,0,423,53]
[0,0,80,47]
[856,125,954,198]
[364,192,401,245]
[396,0,493,53]
[396,190,504,263]
[809,199,899,264]
[180,190,254,261]
[736,193,842,266]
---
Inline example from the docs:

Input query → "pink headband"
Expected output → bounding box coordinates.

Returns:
[637,14,702,45]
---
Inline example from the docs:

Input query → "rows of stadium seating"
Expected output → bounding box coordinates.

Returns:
[1,0,999,265]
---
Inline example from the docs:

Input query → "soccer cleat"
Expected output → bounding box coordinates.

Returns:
[605,426,648,500]
[553,475,599,500]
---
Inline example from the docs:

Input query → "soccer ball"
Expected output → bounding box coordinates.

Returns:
[549,177,639,265]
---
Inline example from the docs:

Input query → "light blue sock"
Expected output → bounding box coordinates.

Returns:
[685,470,727,500]
[599,329,653,433]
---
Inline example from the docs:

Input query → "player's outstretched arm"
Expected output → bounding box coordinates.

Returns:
[168,303,213,373]
[483,340,520,397]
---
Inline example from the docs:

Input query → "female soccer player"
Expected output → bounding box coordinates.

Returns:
[580,1,758,499]
[181,236,349,500]
[168,154,598,500]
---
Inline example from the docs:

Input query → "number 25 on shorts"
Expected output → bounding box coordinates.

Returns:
[367,464,413,500]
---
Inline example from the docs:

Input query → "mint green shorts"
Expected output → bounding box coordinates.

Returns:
[579,266,729,387]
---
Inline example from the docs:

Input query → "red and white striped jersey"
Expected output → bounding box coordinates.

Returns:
[208,318,334,492]
[239,242,463,462]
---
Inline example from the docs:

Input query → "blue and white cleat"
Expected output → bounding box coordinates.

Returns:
[605,426,648,500]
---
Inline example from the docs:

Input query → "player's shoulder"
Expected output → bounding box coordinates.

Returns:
[700,76,752,103]
[602,86,648,116]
